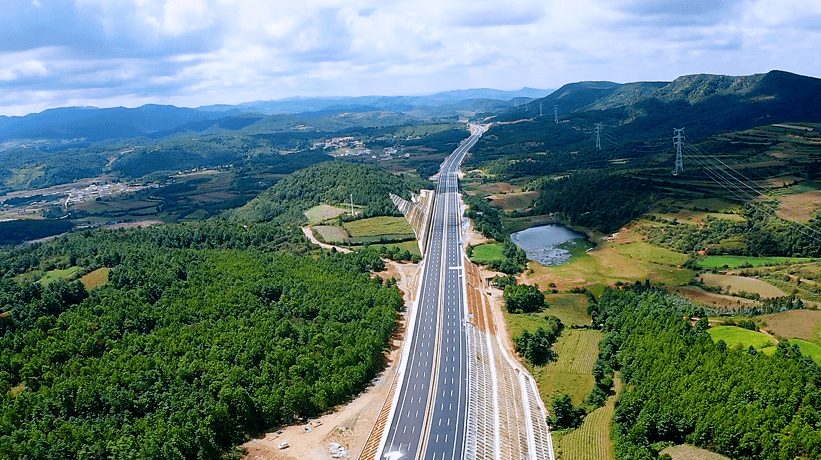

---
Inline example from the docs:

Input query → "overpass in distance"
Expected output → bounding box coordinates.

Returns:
[371,124,555,460]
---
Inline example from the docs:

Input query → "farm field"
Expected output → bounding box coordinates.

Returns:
[698,255,815,269]
[304,204,349,225]
[313,225,348,243]
[757,309,821,341]
[487,190,539,211]
[612,241,689,266]
[698,273,787,298]
[669,286,758,311]
[343,216,413,237]
[470,243,503,263]
[38,266,81,285]
[707,325,774,349]
[554,373,622,460]
[774,189,821,222]
[543,293,591,327]
[532,329,603,407]
[660,444,732,460]
[80,267,111,290]
[504,304,601,407]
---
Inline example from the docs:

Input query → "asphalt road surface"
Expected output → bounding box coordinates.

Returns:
[381,126,484,460]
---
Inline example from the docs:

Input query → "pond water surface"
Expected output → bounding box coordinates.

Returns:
[510,224,594,266]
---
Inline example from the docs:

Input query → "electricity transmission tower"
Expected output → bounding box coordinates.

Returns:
[673,128,685,175]
[595,123,602,151]
[539,102,543,117]
[554,105,558,124]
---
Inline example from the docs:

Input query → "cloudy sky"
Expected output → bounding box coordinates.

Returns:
[1,0,820,116]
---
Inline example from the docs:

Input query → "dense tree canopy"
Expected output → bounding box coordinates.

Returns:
[503,284,546,314]
[0,222,402,459]
[590,287,821,460]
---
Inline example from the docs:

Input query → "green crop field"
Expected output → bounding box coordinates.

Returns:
[344,216,413,237]
[544,293,591,327]
[532,329,603,406]
[707,326,774,349]
[470,243,503,263]
[304,204,350,225]
[554,373,622,460]
[313,225,348,243]
[38,266,82,285]
[614,241,689,266]
[698,255,815,269]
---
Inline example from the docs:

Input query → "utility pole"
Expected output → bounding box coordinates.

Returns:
[554,105,559,124]
[350,193,355,216]
[673,128,685,175]
[595,123,602,151]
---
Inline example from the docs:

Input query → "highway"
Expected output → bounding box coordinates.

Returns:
[380,125,484,460]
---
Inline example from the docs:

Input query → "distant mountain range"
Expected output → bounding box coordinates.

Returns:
[0,88,554,143]
[496,70,821,139]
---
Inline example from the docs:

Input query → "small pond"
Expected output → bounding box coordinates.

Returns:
[510,224,594,266]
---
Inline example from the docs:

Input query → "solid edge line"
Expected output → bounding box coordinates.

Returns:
[374,254,429,460]
[417,171,450,460]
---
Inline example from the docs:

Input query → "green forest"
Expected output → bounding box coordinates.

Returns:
[588,286,821,460]
[0,220,402,459]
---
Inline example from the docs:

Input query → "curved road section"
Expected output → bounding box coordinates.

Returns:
[379,125,485,460]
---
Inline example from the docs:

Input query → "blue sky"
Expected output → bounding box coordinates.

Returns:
[1,0,820,116]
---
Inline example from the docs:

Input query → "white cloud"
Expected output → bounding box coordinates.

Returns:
[0,0,819,115]
[0,58,48,82]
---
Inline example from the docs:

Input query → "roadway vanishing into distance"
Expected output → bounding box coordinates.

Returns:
[379,125,484,460]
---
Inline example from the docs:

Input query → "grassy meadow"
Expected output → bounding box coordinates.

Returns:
[470,243,503,263]
[707,326,774,349]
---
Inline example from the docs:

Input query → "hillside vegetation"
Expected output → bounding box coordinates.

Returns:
[0,217,401,459]
[231,161,428,225]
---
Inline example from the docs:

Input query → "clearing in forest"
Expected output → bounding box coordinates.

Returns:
[707,325,774,349]
[543,293,592,327]
[80,267,111,290]
[660,444,732,460]
[38,266,82,285]
[487,190,540,211]
[313,225,348,243]
[304,204,350,225]
[470,243,503,263]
